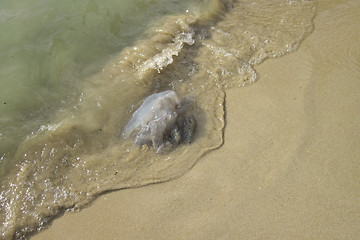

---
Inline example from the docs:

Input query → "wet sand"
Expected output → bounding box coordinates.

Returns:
[33,0,360,239]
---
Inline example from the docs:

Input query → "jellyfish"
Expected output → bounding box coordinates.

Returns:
[124,90,196,153]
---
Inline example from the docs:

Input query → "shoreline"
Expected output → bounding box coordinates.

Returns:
[33,0,360,239]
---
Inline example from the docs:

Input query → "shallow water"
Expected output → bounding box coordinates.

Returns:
[0,0,315,238]
[0,0,205,177]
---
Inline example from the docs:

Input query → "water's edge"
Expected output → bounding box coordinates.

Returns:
[0,0,316,239]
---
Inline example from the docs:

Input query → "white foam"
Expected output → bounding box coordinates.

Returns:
[138,31,195,77]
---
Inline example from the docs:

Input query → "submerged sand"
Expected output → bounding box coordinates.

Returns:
[33,0,360,239]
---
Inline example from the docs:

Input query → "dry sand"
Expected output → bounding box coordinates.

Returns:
[33,0,360,239]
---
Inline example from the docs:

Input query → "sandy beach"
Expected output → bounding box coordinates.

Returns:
[33,0,360,239]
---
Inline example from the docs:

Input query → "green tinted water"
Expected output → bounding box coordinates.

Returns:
[0,0,206,176]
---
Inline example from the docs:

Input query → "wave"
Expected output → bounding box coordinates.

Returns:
[0,0,316,238]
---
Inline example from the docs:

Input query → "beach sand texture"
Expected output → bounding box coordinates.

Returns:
[33,0,360,239]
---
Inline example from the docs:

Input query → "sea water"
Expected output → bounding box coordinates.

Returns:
[0,0,316,238]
